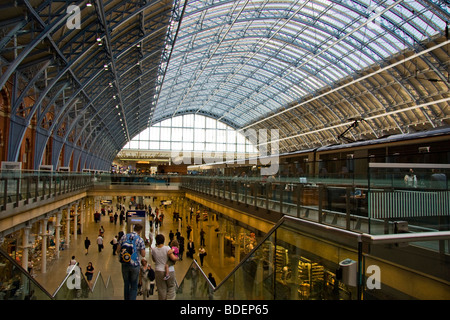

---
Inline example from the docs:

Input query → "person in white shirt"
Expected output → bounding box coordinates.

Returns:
[151,234,178,300]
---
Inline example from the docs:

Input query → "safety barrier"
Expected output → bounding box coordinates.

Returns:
[369,190,450,219]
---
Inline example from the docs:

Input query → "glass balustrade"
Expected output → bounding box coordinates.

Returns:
[176,260,216,300]
[0,248,53,300]
[1,168,448,238]
[90,272,114,299]
[53,264,92,300]
[212,217,359,300]
[53,264,114,300]
[175,216,450,300]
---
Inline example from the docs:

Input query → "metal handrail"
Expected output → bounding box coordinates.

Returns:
[0,247,54,299]
[361,231,450,245]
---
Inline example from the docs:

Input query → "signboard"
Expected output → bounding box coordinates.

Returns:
[126,210,146,233]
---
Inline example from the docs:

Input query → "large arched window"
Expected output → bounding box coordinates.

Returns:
[122,114,258,154]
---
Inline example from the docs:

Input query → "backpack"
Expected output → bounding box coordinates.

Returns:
[119,234,138,264]
[147,268,155,281]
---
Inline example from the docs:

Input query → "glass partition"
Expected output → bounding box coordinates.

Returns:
[0,248,53,300]
[52,264,114,300]
[368,163,450,235]
[176,260,215,300]
[214,217,360,300]
[182,176,371,233]
[361,232,450,300]
[0,170,93,211]
[53,264,92,300]
[90,272,114,299]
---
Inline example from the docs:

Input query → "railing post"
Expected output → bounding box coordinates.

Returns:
[244,180,248,206]
[47,175,52,198]
[2,178,7,210]
[25,175,30,205]
[14,177,20,207]
[318,184,323,224]
[297,184,302,218]
[41,175,46,200]
[346,187,351,230]
[34,176,38,201]
[279,183,284,214]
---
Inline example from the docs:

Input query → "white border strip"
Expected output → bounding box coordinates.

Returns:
[369,162,450,169]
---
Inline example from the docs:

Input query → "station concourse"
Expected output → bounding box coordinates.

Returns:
[0,0,449,301]
[32,196,231,300]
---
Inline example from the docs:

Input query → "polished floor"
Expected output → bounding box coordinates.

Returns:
[34,197,237,300]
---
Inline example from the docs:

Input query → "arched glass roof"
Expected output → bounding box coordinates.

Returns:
[153,0,450,130]
[1,0,449,170]
[123,114,258,153]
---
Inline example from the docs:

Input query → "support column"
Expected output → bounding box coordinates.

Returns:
[234,224,241,266]
[94,196,100,213]
[21,224,31,271]
[55,209,62,259]
[40,218,49,273]
[79,198,84,235]
[87,197,93,223]
[65,207,71,248]
[207,222,214,257]
[73,202,78,240]
[218,231,225,267]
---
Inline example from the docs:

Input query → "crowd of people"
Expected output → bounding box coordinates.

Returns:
[69,200,215,300]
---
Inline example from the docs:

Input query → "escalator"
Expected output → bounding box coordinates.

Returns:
[176,215,360,300]
[53,264,114,300]
[0,247,114,300]
[176,259,216,300]
[0,248,53,300]
[3,213,448,300]
[176,214,450,300]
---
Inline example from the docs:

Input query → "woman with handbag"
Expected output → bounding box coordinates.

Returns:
[85,262,94,287]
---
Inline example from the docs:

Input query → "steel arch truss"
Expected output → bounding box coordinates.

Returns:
[154,0,450,154]
[1,0,174,170]
[1,0,449,170]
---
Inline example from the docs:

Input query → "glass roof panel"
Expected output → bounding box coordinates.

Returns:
[151,0,449,129]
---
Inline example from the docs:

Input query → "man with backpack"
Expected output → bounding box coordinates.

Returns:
[117,224,146,300]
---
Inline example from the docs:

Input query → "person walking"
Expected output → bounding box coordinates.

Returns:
[207,272,216,300]
[69,256,77,266]
[186,225,192,240]
[117,224,146,300]
[84,237,91,255]
[187,239,195,259]
[198,246,206,267]
[97,234,104,252]
[152,234,178,300]
[111,235,118,255]
[169,230,174,245]
[208,273,216,287]
[200,228,206,246]
[139,259,154,300]
[85,262,94,287]
[178,235,185,261]
[148,264,156,296]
